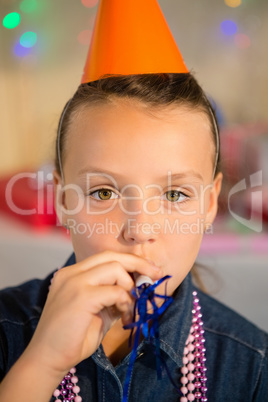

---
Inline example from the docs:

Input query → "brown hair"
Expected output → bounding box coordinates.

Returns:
[55,73,220,177]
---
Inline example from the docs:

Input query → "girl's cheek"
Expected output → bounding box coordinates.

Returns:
[68,208,124,253]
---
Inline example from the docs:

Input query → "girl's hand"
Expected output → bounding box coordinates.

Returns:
[24,251,163,378]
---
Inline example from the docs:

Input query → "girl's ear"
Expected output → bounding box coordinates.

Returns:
[53,170,67,227]
[205,172,223,228]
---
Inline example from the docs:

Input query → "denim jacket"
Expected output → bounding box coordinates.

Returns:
[0,253,267,401]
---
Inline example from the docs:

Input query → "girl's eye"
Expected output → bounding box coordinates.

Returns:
[89,189,119,201]
[165,190,188,203]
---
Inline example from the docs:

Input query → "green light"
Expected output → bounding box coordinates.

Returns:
[20,0,37,13]
[20,31,37,48]
[3,12,21,29]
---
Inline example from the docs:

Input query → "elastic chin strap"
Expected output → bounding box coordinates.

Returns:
[57,98,73,185]
[208,103,220,182]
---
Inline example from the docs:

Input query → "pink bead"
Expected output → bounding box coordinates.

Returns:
[187,393,195,401]
[195,391,202,399]
[183,356,189,365]
[188,343,195,352]
[188,353,195,362]
[180,397,188,402]
[70,367,76,374]
[74,397,82,402]
[181,386,188,395]
[71,376,79,384]
[73,385,80,394]
[188,335,194,343]
[190,326,194,333]
[53,389,60,397]
[181,366,188,375]
[187,373,195,381]
[181,376,188,385]
[187,363,195,371]
[184,347,189,354]
[187,383,195,392]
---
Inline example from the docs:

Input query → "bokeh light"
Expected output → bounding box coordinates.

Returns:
[14,42,32,57]
[77,29,92,45]
[20,0,38,13]
[234,33,251,49]
[20,31,37,48]
[3,12,21,29]
[221,20,238,36]
[81,0,98,8]
[224,0,242,7]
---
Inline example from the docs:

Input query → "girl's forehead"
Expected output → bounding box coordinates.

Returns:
[65,100,214,183]
[68,99,211,143]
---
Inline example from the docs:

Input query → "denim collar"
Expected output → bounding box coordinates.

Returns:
[64,253,193,368]
[157,272,193,366]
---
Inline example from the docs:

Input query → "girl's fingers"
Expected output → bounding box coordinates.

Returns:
[86,284,132,314]
[51,262,134,297]
[80,262,135,290]
[70,250,163,279]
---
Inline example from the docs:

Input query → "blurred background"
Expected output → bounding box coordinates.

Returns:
[0,0,267,330]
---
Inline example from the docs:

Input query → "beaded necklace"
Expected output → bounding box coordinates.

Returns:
[52,285,207,402]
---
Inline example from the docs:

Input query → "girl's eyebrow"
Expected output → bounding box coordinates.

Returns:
[167,171,204,182]
[78,166,203,182]
[78,166,125,180]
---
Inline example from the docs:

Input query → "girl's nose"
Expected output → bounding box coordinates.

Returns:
[121,217,158,244]
[119,194,162,244]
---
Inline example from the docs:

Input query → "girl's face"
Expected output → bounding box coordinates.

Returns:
[55,99,222,294]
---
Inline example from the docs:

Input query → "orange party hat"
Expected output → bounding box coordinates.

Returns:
[81,0,188,84]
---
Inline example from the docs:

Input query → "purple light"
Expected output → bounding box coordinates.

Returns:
[221,20,237,36]
[14,42,32,57]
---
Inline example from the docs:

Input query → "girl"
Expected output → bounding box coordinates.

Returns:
[0,1,267,401]
[0,72,267,402]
